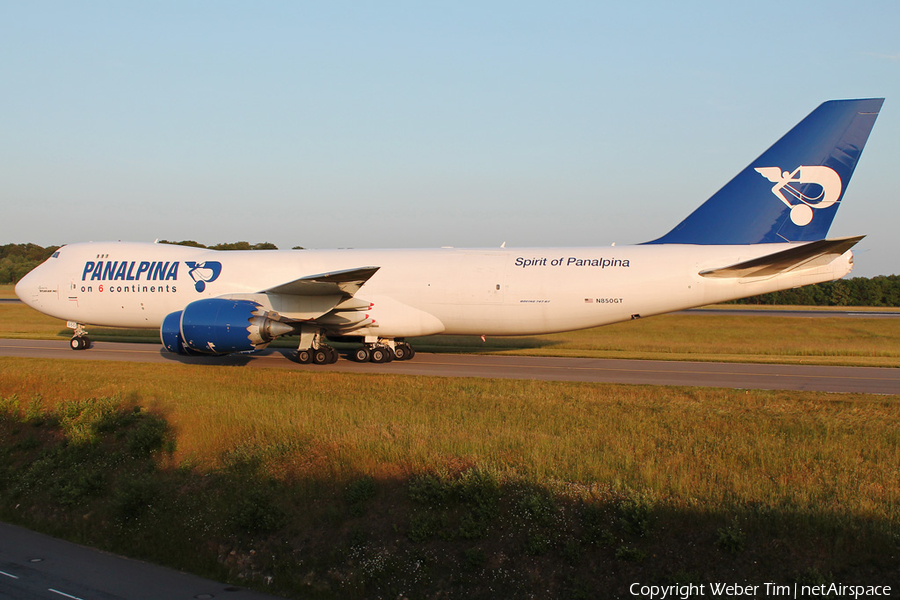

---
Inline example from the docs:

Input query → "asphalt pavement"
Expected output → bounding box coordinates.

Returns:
[3,338,899,394]
[0,522,282,600]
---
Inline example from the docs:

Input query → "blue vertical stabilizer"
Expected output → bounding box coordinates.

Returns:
[645,98,883,245]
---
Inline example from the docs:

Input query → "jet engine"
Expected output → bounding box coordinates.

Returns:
[160,298,294,355]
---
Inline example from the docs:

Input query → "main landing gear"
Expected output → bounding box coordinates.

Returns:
[295,344,339,365]
[292,328,341,365]
[350,341,415,363]
[67,322,92,350]
[293,332,416,366]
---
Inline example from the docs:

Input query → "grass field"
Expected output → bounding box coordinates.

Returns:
[1,358,898,598]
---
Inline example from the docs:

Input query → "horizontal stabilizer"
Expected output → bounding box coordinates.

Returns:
[699,236,864,279]
[262,266,380,297]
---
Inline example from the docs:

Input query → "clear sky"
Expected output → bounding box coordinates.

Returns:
[2,1,897,276]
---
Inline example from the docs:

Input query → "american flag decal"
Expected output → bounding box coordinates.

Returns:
[584,298,593,303]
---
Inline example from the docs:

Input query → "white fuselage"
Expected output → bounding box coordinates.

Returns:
[15,241,853,339]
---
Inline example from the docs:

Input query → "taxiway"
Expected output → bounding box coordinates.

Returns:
[1,338,898,394]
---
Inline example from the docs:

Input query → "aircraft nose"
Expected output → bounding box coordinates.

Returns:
[15,268,40,308]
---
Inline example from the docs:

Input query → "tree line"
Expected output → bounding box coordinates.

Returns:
[726,275,900,307]
[0,243,60,285]
[157,240,286,251]
[2,243,898,306]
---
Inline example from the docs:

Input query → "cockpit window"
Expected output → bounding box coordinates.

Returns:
[51,251,60,258]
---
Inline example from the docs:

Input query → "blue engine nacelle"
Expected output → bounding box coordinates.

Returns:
[160,298,294,355]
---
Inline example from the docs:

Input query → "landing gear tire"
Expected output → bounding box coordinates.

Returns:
[69,336,90,350]
[370,346,392,363]
[313,348,330,365]
[326,347,339,364]
[296,349,312,364]
[313,346,338,365]
[393,342,414,361]
[352,347,371,363]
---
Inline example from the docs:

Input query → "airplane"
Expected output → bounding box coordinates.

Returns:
[15,98,883,365]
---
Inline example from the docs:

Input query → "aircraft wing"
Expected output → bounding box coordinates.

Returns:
[699,236,864,279]
[256,265,442,336]
[215,266,380,323]
[261,266,380,297]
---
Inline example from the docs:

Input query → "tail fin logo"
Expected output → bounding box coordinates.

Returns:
[754,166,842,226]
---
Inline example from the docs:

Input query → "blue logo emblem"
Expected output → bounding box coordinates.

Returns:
[185,261,223,292]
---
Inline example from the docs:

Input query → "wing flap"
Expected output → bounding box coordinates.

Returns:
[699,236,864,279]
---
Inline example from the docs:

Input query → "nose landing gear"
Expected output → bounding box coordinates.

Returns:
[67,322,92,350]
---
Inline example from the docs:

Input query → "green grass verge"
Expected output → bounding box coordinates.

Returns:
[1,358,898,597]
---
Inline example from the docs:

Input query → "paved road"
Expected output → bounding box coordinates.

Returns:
[3,338,899,394]
[0,522,281,600]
